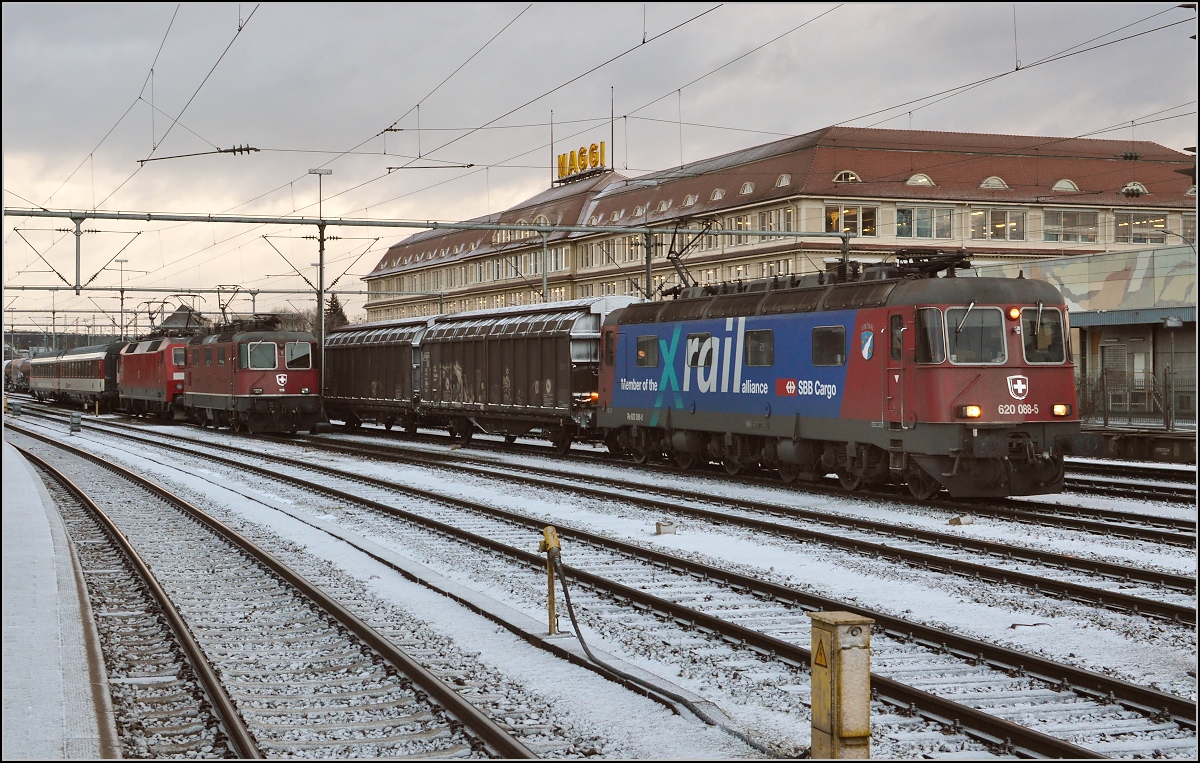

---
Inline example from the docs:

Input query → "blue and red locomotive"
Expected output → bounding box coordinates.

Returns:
[597,253,1093,498]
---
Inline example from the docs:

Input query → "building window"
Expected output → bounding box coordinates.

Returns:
[970,209,1025,240]
[710,188,725,201]
[775,174,791,188]
[657,199,672,213]
[726,215,752,245]
[833,171,861,183]
[602,281,618,296]
[825,205,878,237]
[980,176,1009,190]
[906,173,935,186]
[759,208,794,238]
[683,194,698,206]
[1183,213,1196,244]
[634,205,647,217]
[1115,211,1167,244]
[761,259,791,278]
[610,209,624,222]
[740,182,755,195]
[1044,210,1098,243]
[897,207,952,239]
[1052,179,1079,192]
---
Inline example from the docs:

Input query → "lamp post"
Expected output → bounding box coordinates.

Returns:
[308,169,331,395]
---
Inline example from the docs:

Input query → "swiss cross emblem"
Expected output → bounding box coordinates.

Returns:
[276,373,288,387]
[1007,375,1029,400]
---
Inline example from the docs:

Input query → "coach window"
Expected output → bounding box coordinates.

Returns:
[636,336,659,367]
[1021,306,1066,363]
[916,308,947,363]
[744,330,773,366]
[812,326,846,366]
[173,348,185,366]
[687,333,714,368]
[285,341,312,370]
[248,341,278,370]
[946,306,1006,364]
[890,315,904,359]
[204,347,212,366]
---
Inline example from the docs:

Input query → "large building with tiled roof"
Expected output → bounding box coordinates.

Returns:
[363,126,1196,321]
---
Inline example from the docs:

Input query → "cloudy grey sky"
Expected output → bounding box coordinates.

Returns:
[3,3,1196,328]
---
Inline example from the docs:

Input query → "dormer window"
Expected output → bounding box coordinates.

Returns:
[683,194,698,206]
[775,174,791,188]
[980,176,1009,189]
[610,209,625,222]
[1121,181,1148,198]
[739,182,755,195]
[906,173,934,186]
[710,188,725,201]
[1188,185,1197,197]
[634,205,647,217]
[1052,179,1079,192]
[833,170,861,183]
[656,199,672,213]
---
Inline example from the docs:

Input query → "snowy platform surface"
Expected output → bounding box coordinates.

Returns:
[2,441,114,759]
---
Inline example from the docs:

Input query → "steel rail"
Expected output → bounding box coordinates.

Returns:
[276,434,1196,598]
[20,419,1192,750]
[12,444,262,759]
[319,422,1199,541]
[8,425,536,760]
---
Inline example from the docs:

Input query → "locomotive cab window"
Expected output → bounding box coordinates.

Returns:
[687,333,715,368]
[916,308,947,364]
[744,330,773,366]
[285,341,312,370]
[812,326,846,366]
[1021,306,1066,364]
[604,331,616,366]
[247,341,278,370]
[636,336,659,368]
[173,348,185,366]
[946,306,1006,364]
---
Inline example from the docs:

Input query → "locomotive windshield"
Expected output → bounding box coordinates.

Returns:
[916,308,946,364]
[1021,307,1066,363]
[285,341,312,370]
[247,341,278,370]
[946,306,1006,364]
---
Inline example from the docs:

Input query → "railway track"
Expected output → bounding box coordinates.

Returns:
[8,429,536,759]
[11,415,1195,758]
[20,407,1195,623]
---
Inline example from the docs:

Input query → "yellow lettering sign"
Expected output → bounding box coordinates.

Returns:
[555,141,607,179]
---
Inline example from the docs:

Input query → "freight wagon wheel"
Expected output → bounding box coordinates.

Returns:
[674,451,699,470]
[836,470,864,491]
[504,433,518,445]
[382,417,395,431]
[723,458,743,477]
[777,462,800,483]
[630,447,650,465]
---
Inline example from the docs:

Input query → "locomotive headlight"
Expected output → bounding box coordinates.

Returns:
[958,404,983,418]
[1053,404,1071,416]
[589,392,599,400]
[1007,307,1021,321]
[301,387,311,394]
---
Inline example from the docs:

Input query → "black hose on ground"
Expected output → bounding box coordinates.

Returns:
[551,554,781,758]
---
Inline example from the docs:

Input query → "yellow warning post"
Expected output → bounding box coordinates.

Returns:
[537,526,561,635]
[808,611,874,759]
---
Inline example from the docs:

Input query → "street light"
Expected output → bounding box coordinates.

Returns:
[308,169,332,399]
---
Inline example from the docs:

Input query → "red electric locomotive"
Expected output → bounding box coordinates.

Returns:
[116,334,192,419]
[182,318,321,433]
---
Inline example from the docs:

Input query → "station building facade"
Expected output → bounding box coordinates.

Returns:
[363,126,1196,320]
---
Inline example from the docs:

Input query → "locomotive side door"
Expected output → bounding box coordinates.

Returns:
[597,326,617,409]
[884,310,910,426]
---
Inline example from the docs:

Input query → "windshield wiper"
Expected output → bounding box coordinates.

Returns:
[1034,300,1043,337]
[955,301,976,334]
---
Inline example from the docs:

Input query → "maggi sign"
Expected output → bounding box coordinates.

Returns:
[557,141,606,180]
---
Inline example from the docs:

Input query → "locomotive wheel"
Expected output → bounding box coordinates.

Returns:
[777,462,800,483]
[231,415,243,434]
[674,451,699,470]
[907,465,941,500]
[723,458,743,476]
[630,447,650,465]
[836,470,864,491]
[603,432,626,456]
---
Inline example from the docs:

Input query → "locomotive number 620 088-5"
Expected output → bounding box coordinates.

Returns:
[998,403,1039,415]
